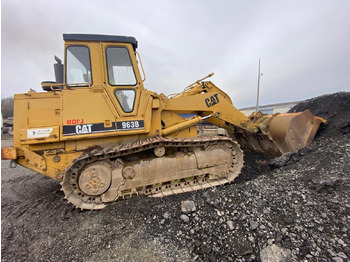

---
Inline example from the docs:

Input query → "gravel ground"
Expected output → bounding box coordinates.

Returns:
[1,92,350,262]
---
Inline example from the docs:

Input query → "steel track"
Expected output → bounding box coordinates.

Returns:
[61,136,244,210]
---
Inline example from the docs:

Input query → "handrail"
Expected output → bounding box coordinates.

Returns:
[48,82,91,91]
[136,51,146,82]
[167,73,214,99]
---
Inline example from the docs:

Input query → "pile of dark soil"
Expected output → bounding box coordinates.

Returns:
[1,92,350,262]
[290,92,350,137]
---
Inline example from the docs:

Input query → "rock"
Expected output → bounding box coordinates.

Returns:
[227,220,234,230]
[250,221,259,230]
[194,240,202,247]
[201,244,211,254]
[298,147,311,156]
[232,235,253,256]
[321,213,328,218]
[269,152,295,167]
[180,214,189,223]
[219,257,229,262]
[260,244,292,262]
[283,216,294,225]
[243,191,251,197]
[340,122,350,134]
[203,189,220,206]
[215,209,222,216]
[337,238,344,245]
[248,236,255,243]
[181,200,196,214]
[209,254,218,262]
[263,208,271,214]
[333,257,343,262]
[163,212,170,219]
[337,252,347,259]
[275,233,282,244]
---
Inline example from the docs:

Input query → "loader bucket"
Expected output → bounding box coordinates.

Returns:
[232,110,326,156]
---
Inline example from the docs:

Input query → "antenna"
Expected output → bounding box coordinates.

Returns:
[256,59,263,112]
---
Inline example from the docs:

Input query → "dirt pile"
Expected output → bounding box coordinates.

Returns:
[1,92,350,261]
[290,91,350,137]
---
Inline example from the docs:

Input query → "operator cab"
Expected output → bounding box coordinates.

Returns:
[42,34,144,115]
[42,34,139,92]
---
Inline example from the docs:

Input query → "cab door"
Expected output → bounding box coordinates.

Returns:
[102,43,151,134]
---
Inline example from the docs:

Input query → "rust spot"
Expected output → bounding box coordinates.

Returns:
[1,147,17,160]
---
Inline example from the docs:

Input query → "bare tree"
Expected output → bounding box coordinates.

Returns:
[1,97,14,118]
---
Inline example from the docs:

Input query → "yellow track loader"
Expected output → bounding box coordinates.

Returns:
[2,34,325,210]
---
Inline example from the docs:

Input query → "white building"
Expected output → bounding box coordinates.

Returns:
[240,101,300,116]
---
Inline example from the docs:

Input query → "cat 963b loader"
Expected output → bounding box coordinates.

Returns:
[2,34,326,210]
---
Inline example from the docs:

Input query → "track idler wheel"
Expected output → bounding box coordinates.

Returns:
[61,162,112,210]
[78,164,112,196]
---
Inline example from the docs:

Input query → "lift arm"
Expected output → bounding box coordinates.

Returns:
[162,80,326,156]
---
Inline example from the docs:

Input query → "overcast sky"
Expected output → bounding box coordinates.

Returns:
[2,0,350,108]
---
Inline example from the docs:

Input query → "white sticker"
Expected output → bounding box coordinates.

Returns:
[112,66,136,85]
[27,128,53,139]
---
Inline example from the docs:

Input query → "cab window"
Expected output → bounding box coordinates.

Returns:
[66,46,92,86]
[114,89,135,113]
[106,47,136,86]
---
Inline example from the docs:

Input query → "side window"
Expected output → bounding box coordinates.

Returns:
[114,90,135,113]
[66,46,92,85]
[106,47,136,86]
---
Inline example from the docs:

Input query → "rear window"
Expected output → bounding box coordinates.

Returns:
[66,46,92,86]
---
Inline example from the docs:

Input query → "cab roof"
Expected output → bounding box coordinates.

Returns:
[63,34,138,50]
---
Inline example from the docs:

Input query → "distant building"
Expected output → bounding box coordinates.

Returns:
[240,101,300,116]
